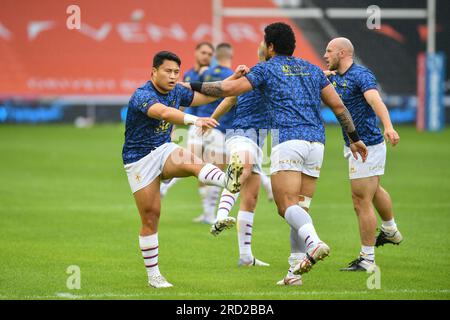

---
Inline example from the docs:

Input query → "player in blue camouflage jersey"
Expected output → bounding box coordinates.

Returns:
[123,51,246,288]
[324,37,403,272]
[159,42,214,210]
[185,22,368,286]
[206,41,272,268]
[182,42,214,117]
[189,43,236,224]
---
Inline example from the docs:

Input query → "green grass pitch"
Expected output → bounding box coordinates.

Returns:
[0,124,449,300]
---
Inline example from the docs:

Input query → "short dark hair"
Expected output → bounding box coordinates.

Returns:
[152,51,181,68]
[264,22,296,56]
[196,42,215,52]
[216,42,232,51]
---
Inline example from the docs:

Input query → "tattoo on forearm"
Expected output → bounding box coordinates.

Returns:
[201,81,224,97]
[336,108,356,133]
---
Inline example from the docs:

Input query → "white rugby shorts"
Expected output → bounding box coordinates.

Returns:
[226,135,264,175]
[124,142,180,193]
[270,140,324,177]
[344,141,386,179]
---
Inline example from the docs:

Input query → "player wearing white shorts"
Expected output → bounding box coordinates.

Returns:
[189,43,236,224]
[122,51,246,288]
[159,42,213,211]
[324,37,403,271]
[204,41,272,267]
[186,23,368,286]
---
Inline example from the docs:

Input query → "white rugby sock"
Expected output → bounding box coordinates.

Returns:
[198,163,225,188]
[381,218,397,229]
[287,252,305,277]
[160,178,179,197]
[216,189,239,221]
[290,227,306,254]
[237,211,254,261]
[199,185,208,216]
[361,245,375,263]
[260,174,272,195]
[139,233,160,278]
[205,186,221,220]
[284,205,321,251]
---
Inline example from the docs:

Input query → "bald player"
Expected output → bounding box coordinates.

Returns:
[324,37,403,272]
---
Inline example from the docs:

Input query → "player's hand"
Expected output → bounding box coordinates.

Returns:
[199,66,209,75]
[384,127,400,146]
[349,140,368,162]
[323,70,336,77]
[232,65,250,79]
[194,117,219,131]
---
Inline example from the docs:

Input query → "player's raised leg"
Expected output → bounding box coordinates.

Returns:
[162,146,242,193]
[373,185,403,246]
[210,148,253,236]
[341,176,378,271]
[200,142,227,224]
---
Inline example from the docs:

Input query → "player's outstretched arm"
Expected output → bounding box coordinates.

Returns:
[211,96,237,120]
[189,91,220,106]
[364,89,400,146]
[321,84,368,162]
[188,77,253,98]
[147,102,219,129]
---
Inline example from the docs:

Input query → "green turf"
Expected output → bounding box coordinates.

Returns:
[0,124,449,300]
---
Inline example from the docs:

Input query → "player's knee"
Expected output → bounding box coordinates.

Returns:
[351,193,370,214]
[140,206,160,227]
[241,192,258,212]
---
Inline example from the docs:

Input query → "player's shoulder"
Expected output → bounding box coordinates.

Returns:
[292,57,323,72]
[351,63,376,77]
[183,68,197,81]
[130,82,157,105]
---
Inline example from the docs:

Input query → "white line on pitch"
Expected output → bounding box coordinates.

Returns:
[2,289,449,300]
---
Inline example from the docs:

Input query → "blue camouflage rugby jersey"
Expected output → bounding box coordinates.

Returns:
[197,65,235,133]
[182,68,203,116]
[328,63,384,147]
[245,55,330,145]
[226,88,269,147]
[122,81,194,165]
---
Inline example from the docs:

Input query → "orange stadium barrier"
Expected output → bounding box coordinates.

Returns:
[0,0,324,97]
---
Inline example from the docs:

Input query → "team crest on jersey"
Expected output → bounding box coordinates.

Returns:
[155,120,171,133]
[282,65,290,73]
[281,65,309,76]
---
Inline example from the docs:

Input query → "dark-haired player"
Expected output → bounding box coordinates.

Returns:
[122,51,245,288]
[185,23,368,286]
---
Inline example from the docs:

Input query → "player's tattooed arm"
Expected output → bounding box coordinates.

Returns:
[190,77,253,97]
[199,81,224,97]
[336,108,356,135]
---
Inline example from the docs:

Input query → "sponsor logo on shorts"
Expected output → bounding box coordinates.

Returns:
[278,159,302,164]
